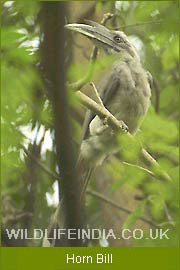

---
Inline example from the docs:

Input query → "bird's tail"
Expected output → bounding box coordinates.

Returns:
[76,154,94,200]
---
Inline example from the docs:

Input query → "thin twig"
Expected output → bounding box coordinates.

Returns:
[122,161,155,178]
[90,82,105,107]
[114,19,165,30]
[22,145,60,180]
[164,204,175,226]
[141,149,172,182]
[101,13,114,25]
[86,189,159,228]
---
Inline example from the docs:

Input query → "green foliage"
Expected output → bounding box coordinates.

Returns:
[1,1,55,245]
[123,200,147,230]
[1,1,179,247]
[102,0,178,247]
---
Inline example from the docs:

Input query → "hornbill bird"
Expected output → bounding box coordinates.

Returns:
[43,21,152,246]
[65,20,152,195]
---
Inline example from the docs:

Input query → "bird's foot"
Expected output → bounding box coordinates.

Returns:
[120,121,129,133]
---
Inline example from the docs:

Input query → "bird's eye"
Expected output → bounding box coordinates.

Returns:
[113,35,122,43]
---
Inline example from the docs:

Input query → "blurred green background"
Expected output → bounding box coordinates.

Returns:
[1,1,179,247]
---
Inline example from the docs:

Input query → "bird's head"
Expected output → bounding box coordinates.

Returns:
[65,20,139,60]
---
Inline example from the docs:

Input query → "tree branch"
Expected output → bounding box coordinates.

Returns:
[41,1,84,246]
[86,189,158,228]
[76,90,172,183]
[76,90,129,132]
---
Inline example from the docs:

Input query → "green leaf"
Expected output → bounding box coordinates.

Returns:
[123,200,146,229]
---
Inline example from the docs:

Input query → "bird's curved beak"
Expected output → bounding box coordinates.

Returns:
[65,20,123,53]
[65,21,100,40]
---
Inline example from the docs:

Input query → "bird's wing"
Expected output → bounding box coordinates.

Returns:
[80,65,120,142]
[146,71,153,90]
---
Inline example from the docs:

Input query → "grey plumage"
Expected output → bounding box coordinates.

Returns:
[65,21,152,189]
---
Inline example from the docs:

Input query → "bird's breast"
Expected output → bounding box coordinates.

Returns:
[107,63,151,134]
